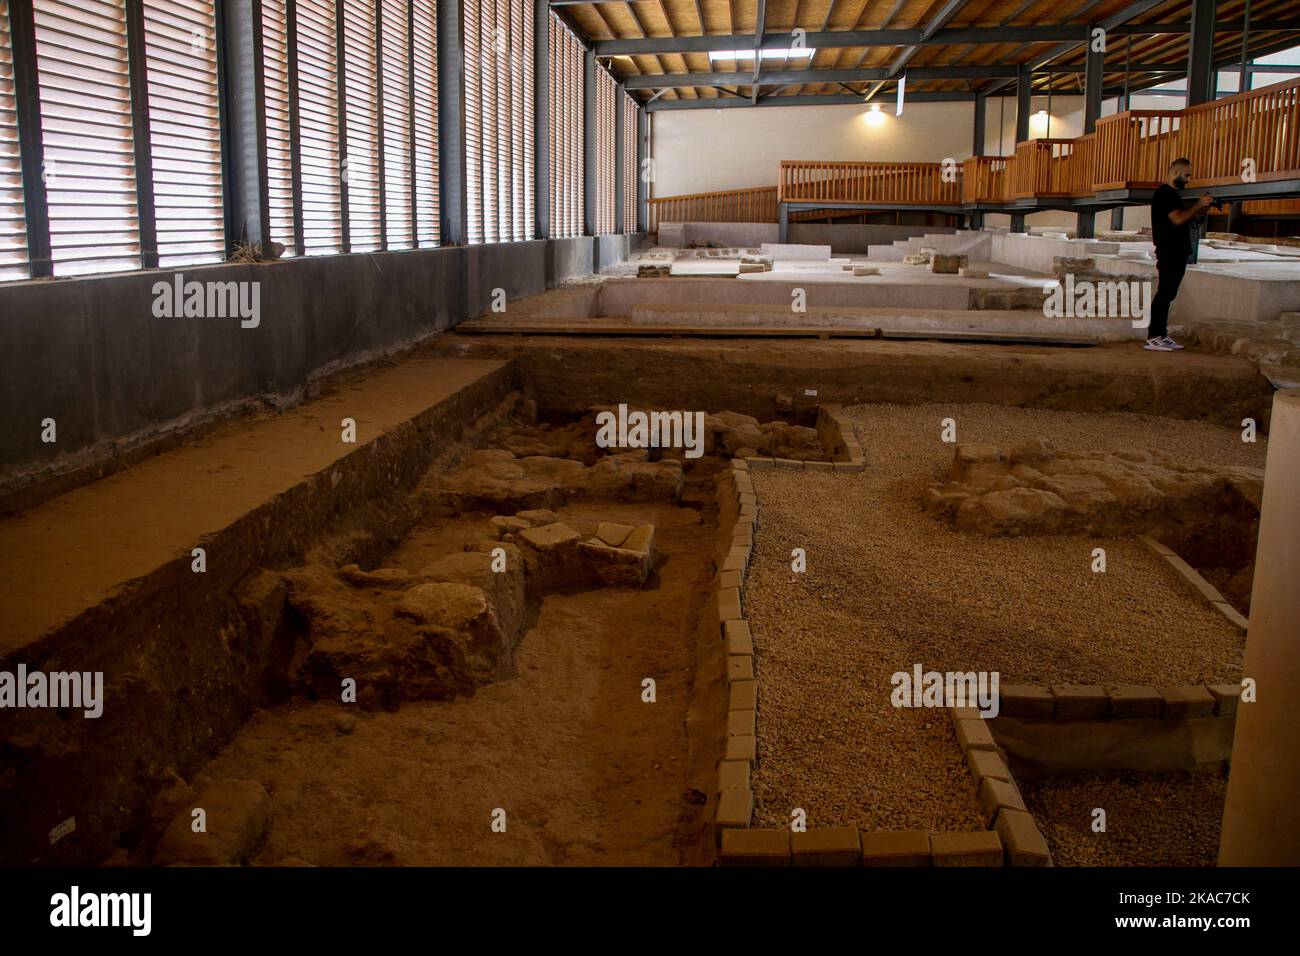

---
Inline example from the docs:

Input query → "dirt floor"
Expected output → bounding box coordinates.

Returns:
[194,500,716,866]
[745,402,1258,833]
[1021,771,1227,866]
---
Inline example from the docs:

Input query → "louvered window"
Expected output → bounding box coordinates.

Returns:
[378,0,410,248]
[342,0,379,251]
[621,88,636,234]
[0,0,27,279]
[33,0,140,276]
[411,0,437,246]
[547,11,580,240]
[593,64,614,235]
[262,0,294,255]
[295,0,341,254]
[464,0,531,244]
[143,0,223,267]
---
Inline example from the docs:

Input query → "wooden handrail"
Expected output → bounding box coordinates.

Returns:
[645,79,1300,228]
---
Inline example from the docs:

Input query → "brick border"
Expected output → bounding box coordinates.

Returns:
[714,428,1016,867]
[742,404,865,473]
[997,681,1243,720]
[1138,534,1248,633]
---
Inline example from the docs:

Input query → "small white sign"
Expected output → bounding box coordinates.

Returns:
[804,388,818,397]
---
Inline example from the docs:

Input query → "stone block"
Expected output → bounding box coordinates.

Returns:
[772,458,804,470]
[967,749,1011,786]
[805,460,834,471]
[715,788,753,833]
[727,655,754,682]
[724,619,754,656]
[728,709,756,737]
[999,684,1055,719]
[719,829,790,867]
[1107,685,1163,719]
[718,760,750,792]
[792,827,861,867]
[930,831,1003,867]
[956,718,997,753]
[1211,601,1248,633]
[745,456,774,470]
[979,777,1027,827]
[1207,683,1243,716]
[594,521,634,547]
[729,679,757,712]
[860,830,931,867]
[994,809,1052,867]
[930,253,968,274]
[1051,684,1108,719]
[717,587,743,628]
[726,735,757,762]
[1159,685,1216,719]
[153,779,273,866]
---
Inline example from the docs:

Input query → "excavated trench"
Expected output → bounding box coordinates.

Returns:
[0,332,1276,867]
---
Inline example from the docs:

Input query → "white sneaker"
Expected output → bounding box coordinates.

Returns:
[1160,336,1185,350]
[1144,337,1174,351]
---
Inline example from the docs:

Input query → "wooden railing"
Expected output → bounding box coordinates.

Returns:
[645,79,1300,229]
[646,185,778,229]
[962,156,1013,203]
[779,160,962,205]
[1180,77,1300,186]
[1242,198,1300,215]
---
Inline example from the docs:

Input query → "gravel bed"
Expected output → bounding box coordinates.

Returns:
[745,403,1255,832]
[1021,771,1226,866]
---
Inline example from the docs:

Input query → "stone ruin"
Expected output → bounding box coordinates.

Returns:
[924,438,1262,542]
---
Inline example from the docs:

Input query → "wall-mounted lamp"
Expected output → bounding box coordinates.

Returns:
[865,102,886,127]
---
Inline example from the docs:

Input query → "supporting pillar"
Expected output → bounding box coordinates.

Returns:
[972,91,985,157]
[437,0,467,246]
[1186,0,1218,107]
[1219,389,1300,865]
[533,0,549,239]
[1111,207,1125,229]
[1083,30,1103,135]
[778,202,788,244]
[1076,211,1095,239]
[1015,66,1031,144]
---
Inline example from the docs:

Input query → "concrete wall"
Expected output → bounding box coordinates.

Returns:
[0,237,629,488]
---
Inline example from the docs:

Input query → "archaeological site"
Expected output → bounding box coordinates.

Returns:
[0,0,1297,936]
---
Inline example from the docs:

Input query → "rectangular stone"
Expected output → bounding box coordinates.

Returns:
[727,655,754,682]
[950,705,983,723]
[1051,684,1108,719]
[727,709,756,737]
[718,568,743,593]
[730,458,749,472]
[715,788,753,833]
[1161,552,1226,604]
[734,474,754,495]
[719,828,789,867]
[994,808,1052,867]
[729,679,757,712]
[1107,684,1164,719]
[956,718,997,753]
[738,492,757,508]
[930,831,1003,867]
[804,460,834,472]
[724,619,754,655]
[718,759,750,792]
[772,458,804,470]
[967,749,1011,786]
[1137,533,1174,557]
[860,830,931,867]
[744,456,775,470]
[833,461,864,473]
[717,586,743,627]
[1160,685,1216,719]
[1207,683,1243,716]
[726,735,756,762]
[1211,601,1248,633]
[979,777,1028,827]
[999,684,1055,719]
[792,827,861,867]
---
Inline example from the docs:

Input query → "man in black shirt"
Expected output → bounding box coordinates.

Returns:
[1145,158,1215,351]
